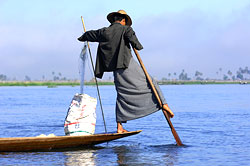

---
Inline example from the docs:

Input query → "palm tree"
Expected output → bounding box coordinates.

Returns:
[25,75,31,81]
[227,70,233,80]
[168,73,171,80]
[173,72,177,80]
[195,71,203,80]
[0,74,7,81]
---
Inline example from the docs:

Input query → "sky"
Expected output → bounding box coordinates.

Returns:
[1,0,250,80]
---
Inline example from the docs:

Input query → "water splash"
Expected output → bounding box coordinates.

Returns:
[79,42,87,94]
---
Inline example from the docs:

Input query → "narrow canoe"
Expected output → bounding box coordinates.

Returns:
[0,130,142,152]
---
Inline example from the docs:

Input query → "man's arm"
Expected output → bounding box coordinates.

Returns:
[78,28,104,42]
[124,27,143,50]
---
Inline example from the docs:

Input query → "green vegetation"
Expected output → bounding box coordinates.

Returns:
[158,80,248,85]
[84,82,114,86]
[0,81,80,87]
[1,66,249,86]
[0,81,115,87]
[0,80,249,87]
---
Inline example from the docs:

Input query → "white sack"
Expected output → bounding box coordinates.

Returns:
[64,93,97,136]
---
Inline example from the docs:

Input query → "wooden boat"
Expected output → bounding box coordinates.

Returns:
[0,130,141,152]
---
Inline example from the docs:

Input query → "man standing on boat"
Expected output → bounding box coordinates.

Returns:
[78,10,174,133]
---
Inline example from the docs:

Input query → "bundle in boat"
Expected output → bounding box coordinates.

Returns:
[64,93,97,136]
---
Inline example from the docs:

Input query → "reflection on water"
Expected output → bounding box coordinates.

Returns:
[149,144,184,166]
[114,144,181,165]
[62,143,182,166]
[113,145,138,165]
[0,152,66,165]
[64,149,97,166]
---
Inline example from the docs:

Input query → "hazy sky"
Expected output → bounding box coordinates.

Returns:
[1,0,250,80]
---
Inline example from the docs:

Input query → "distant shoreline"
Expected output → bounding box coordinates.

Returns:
[0,80,249,86]
[158,80,249,85]
[0,81,113,87]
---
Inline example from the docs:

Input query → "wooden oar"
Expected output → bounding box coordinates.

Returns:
[133,48,183,146]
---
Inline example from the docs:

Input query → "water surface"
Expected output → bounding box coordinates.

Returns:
[0,85,250,165]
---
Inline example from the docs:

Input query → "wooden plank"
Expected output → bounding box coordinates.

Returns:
[0,130,142,152]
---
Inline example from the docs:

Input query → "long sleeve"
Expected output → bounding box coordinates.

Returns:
[78,28,104,42]
[124,27,143,50]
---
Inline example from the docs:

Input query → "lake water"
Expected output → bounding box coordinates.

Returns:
[0,84,250,165]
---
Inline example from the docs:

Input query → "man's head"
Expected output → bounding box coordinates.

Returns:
[107,10,132,26]
[113,14,126,26]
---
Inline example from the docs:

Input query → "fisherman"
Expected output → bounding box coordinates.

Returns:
[78,10,174,133]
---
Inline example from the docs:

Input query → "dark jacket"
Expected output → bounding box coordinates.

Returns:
[78,22,143,78]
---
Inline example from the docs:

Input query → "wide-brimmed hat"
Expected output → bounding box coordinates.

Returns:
[107,10,132,26]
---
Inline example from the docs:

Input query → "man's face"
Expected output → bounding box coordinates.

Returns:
[120,18,126,26]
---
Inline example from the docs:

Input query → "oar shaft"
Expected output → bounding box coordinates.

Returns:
[81,16,107,134]
[133,48,183,146]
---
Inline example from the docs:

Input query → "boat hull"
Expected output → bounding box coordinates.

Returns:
[0,130,141,152]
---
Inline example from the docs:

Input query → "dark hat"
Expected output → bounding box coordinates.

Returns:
[107,10,132,26]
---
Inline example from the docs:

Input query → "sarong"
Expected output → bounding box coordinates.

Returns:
[114,58,167,122]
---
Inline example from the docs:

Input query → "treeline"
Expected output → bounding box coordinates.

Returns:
[161,66,250,81]
[1,66,250,82]
[0,72,76,82]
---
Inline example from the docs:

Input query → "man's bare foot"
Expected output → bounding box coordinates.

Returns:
[117,123,128,133]
[117,129,128,133]
[162,104,174,118]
